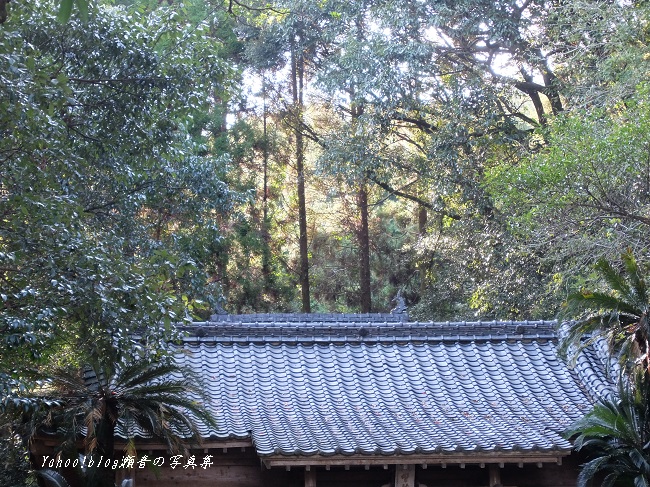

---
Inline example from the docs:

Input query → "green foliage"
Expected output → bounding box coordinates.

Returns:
[488,84,650,273]
[0,0,237,397]
[0,427,35,487]
[544,0,650,109]
[566,372,650,487]
[57,0,89,22]
[46,359,214,451]
[8,357,215,487]
[0,3,240,482]
[301,0,561,318]
[476,0,650,316]
[559,250,650,376]
[560,251,650,487]
[308,199,418,312]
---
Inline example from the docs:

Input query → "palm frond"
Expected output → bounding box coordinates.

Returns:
[577,456,613,487]
[595,258,633,303]
[602,472,620,487]
[17,354,216,463]
[622,250,649,308]
[113,361,178,390]
[559,252,650,375]
[565,290,640,319]
[567,372,650,487]
[636,474,650,487]
[35,469,71,487]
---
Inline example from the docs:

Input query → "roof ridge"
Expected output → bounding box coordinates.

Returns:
[208,312,409,323]
[180,319,558,343]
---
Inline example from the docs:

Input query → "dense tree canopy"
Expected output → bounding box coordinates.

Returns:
[2,0,650,482]
[0,0,239,395]
[0,0,647,358]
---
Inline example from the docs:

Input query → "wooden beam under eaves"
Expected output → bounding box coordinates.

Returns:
[395,464,415,487]
[489,464,501,487]
[261,452,568,468]
[305,469,316,487]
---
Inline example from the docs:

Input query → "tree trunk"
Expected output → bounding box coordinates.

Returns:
[261,74,271,288]
[86,417,116,487]
[291,44,310,312]
[418,203,428,297]
[352,13,371,313]
[358,183,371,313]
[0,0,7,24]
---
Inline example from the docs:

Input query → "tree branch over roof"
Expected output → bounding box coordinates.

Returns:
[367,175,461,220]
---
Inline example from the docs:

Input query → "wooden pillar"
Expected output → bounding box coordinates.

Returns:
[395,464,415,487]
[489,464,502,487]
[305,468,316,487]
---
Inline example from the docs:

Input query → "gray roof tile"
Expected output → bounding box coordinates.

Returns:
[122,315,615,459]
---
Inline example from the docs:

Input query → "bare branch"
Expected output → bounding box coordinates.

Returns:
[367,175,462,220]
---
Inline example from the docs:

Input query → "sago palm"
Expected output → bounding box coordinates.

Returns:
[566,372,650,487]
[560,250,650,487]
[32,357,215,487]
[559,249,650,375]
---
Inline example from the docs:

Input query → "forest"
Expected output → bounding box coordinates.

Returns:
[1,0,650,484]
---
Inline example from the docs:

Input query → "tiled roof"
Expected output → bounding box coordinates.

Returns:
[180,318,556,344]
[134,314,616,461]
[207,312,409,323]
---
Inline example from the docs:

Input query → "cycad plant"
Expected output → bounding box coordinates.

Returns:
[559,249,650,375]
[28,357,215,487]
[566,371,650,487]
[560,250,650,486]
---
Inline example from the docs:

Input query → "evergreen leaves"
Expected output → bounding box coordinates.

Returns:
[0,0,236,414]
[559,250,650,375]
[566,373,650,487]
